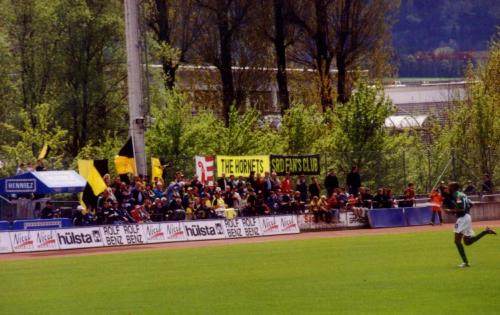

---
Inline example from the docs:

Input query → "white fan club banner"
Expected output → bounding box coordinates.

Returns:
[143,223,187,243]
[195,156,214,185]
[0,232,13,253]
[101,225,145,246]
[56,228,105,250]
[182,220,227,241]
[10,230,59,252]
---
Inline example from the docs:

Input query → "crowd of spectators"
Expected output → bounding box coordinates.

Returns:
[67,168,418,226]
[15,161,493,226]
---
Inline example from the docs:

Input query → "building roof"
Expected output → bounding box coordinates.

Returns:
[384,115,429,129]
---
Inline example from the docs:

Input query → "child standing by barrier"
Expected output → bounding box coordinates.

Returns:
[429,189,443,225]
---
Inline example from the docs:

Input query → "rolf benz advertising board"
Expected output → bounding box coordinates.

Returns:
[3,215,300,253]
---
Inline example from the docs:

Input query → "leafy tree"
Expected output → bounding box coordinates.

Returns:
[0,103,68,175]
[146,90,223,157]
[2,0,59,127]
[279,103,324,154]
[216,106,279,155]
[435,37,500,187]
[326,79,395,187]
[53,0,128,156]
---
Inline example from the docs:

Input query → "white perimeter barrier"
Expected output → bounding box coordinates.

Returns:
[0,215,300,253]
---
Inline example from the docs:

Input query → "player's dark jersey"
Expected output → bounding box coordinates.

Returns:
[451,191,472,217]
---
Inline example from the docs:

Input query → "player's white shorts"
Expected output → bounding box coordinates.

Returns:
[454,213,475,237]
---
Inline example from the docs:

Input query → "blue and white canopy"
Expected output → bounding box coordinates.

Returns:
[0,171,86,195]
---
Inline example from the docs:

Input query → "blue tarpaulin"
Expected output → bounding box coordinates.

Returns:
[0,171,86,195]
[368,206,433,228]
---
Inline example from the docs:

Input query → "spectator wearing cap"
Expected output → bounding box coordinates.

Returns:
[151,198,165,222]
[102,199,119,224]
[182,186,196,208]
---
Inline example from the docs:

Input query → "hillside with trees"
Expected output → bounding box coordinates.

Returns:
[394,0,500,77]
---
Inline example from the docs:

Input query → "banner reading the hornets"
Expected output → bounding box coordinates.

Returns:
[216,155,270,177]
[270,154,320,175]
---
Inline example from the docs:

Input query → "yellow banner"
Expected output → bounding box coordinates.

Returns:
[114,156,137,175]
[77,160,107,196]
[151,157,164,184]
[216,155,270,177]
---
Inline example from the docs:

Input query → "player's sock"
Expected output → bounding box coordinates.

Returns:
[464,230,488,246]
[455,242,468,264]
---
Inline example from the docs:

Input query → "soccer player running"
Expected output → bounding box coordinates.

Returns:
[445,182,496,268]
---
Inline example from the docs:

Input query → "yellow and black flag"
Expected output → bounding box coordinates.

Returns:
[37,143,51,160]
[115,137,136,176]
[78,160,108,210]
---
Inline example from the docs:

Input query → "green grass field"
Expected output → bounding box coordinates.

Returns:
[1,230,499,314]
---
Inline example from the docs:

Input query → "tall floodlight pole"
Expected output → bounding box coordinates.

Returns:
[124,0,147,176]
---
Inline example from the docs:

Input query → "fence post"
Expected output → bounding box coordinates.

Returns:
[403,151,407,191]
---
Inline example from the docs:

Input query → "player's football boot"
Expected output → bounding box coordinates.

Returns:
[458,262,470,268]
[485,227,497,235]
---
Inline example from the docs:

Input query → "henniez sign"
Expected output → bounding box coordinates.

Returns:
[5,179,37,193]
[0,215,300,254]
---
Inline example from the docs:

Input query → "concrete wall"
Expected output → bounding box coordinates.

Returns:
[442,202,500,223]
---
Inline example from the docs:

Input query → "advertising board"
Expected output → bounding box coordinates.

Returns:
[101,225,146,246]
[10,230,59,252]
[182,220,227,241]
[56,228,105,249]
[0,232,13,253]
[277,215,300,234]
[259,216,281,236]
[143,223,187,243]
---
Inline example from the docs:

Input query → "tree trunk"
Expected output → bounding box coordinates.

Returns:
[273,0,290,115]
[217,1,235,127]
[336,0,352,104]
[314,0,333,111]
[336,58,348,103]
[154,0,177,89]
